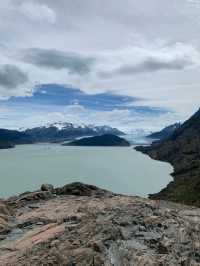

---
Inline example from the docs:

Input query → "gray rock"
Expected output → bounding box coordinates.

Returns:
[1,182,200,265]
[41,184,54,193]
[18,191,53,203]
[55,182,113,197]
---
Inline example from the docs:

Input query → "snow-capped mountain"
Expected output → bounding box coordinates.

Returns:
[47,122,121,133]
[0,122,125,146]
[18,122,125,143]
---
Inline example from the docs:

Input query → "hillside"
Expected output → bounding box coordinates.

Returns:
[147,123,181,141]
[0,182,199,265]
[0,129,31,145]
[65,134,130,147]
[0,140,14,149]
[136,108,200,206]
[0,129,31,149]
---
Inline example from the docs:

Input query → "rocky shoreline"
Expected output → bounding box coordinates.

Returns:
[135,108,200,207]
[0,182,199,265]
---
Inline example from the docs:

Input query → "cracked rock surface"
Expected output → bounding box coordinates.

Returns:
[0,182,199,265]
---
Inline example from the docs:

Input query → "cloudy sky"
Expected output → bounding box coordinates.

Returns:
[0,0,200,132]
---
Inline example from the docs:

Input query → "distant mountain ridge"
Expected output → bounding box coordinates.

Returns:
[23,122,124,143]
[0,122,124,148]
[147,123,181,141]
[136,108,200,206]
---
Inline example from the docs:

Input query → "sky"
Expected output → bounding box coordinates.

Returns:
[0,0,200,132]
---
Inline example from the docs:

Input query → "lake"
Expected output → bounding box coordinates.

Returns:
[0,144,173,198]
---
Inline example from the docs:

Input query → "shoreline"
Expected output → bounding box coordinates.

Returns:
[0,143,172,199]
[134,145,175,200]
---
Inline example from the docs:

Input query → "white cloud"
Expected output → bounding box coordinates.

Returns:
[187,0,200,5]
[0,40,199,123]
[12,42,200,99]
[96,42,200,78]
[64,104,86,114]
[0,0,200,129]
[19,2,56,24]
[4,102,177,132]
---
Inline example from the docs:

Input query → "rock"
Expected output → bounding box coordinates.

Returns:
[55,182,113,197]
[0,203,10,216]
[41,184,54,193]
[0,235,6,241]
[19,191,32,197]
[0,221,10,234]
[15,191,54,207]
[158,236,172,254]
[87,240,105,253]
[0,202,10,235]
[0,182,200,265]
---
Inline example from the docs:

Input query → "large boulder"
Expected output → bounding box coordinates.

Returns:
[55,182,113,197]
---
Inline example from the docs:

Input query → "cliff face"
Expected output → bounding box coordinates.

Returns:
[136,108,200,206]
[0,182,200,265]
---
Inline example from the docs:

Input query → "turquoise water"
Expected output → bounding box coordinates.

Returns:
[0,144,173,198]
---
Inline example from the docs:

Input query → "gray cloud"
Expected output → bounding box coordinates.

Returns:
[0,64,28,89]
[0,0,200,123]
[99,55,197,79]
[115,58,193,76]
[21,48,95,75]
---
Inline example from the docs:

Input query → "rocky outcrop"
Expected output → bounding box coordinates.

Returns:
[0,182,199,265]
[136,108,200,207]
[55,182,114,197]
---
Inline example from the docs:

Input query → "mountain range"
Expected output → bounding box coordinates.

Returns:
[136,108,200,206]
[0,122,124,148]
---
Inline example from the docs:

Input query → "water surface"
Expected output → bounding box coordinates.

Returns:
[0,144,173,198]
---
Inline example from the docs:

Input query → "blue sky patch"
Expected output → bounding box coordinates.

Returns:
[0,84,171,130]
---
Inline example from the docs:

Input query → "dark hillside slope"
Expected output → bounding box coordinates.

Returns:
[0,129,32,148]
[0,140,14,149]
[65,134,130,147]
[136,108,200,206]
[147,123,181,141]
